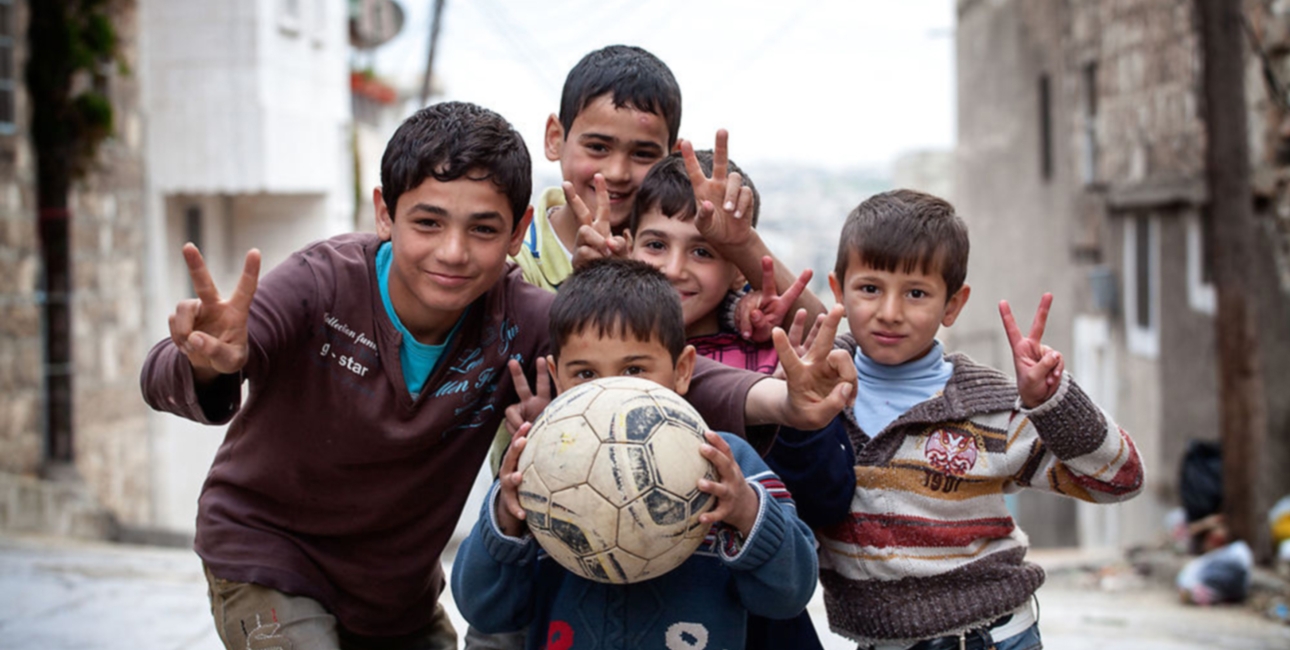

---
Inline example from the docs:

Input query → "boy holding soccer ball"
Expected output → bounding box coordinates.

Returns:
[450,258,822,650]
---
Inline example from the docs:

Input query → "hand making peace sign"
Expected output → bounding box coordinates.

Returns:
[168,243,261,383]
[568,174,631,269]
[683,130,756,249]
[503,357,553,436]
[999,293,1066,408]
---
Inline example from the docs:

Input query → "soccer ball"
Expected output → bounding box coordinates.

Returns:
[516,376,717,584]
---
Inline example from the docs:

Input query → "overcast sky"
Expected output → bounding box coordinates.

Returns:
[365,0,956,172]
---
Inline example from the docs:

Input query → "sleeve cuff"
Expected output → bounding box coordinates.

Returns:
[481,483,539,565]
[1018,373,1109,459]
[719,482,786,570]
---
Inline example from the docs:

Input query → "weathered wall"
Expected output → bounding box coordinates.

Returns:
[0,0,153,532]
[0,0,42,476]
[69,0,153,526]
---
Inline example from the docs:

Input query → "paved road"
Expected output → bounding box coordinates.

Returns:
[0,534,1286,650]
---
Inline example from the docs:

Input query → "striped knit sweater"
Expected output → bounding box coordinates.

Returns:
[816,334,1144,645]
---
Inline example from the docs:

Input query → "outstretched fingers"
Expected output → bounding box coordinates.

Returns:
[806,304,845,360]
[758,256,778,301]
[508,359,533,403]
[998,299,1023,350]
[778,268,812,313]
[680,139,707,189]
[712,129,729,181]
[563,176,610,233]
[229,249,262,312]
[1029,293,1053,344]
[182,243,221,305]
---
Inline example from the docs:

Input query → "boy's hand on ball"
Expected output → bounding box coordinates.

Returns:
[496,422,531,538]
[696,432,759,537]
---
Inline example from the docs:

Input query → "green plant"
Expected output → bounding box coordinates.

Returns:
[28,0,124,197]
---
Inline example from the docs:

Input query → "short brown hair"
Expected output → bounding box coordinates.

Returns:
[549,258,687,363]
[833,189,969,298]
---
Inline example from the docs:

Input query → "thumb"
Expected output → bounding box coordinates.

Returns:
[199,334,247,374]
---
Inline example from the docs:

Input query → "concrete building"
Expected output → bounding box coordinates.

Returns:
[140,0,353,533]
[954,0,1290,549]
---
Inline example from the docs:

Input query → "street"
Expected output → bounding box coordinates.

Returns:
[0,534,1286,650]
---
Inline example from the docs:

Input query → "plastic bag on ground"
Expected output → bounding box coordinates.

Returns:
[1176,540,1253,605]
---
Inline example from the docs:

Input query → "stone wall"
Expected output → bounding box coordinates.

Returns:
[68,0,152,527]
[0,0,42,476]
[0,0,153,533]
[958,0,1290,548]
[1243,0,1290,514]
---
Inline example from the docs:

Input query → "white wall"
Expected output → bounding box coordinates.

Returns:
[141,0,354,532]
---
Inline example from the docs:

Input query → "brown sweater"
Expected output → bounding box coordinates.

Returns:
[140,233,761,635]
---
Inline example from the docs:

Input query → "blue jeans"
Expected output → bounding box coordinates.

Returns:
[995,622,1042,650]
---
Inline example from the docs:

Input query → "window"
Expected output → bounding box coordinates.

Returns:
[185,205,202,298]
[1039,74,1053,181]
[311,0,328,46]
[278,0,301,34]
[1187,208,1215,314]
[1123,214,1159,357]
[0,0,15,135]
[1081,62,1098,186]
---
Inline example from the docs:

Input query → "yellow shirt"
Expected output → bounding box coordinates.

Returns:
[510,187,573,292]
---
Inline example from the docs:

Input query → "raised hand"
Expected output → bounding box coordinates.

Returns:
[773,309,826,380]
[568,175,631,269]
[684,131,756,249]
[168,243,261,383]
[999,293,1065,408]
[504,358,552,436]
[771,304,856,430]
[496,421,532,537]
[735,256,813,342]
[696,431,759,536]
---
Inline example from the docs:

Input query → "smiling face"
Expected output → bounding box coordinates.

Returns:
[549,324,695,397]
[374,174,532,345]
[546,94,671,231]
[630,208,743,338]
[829,250,970,366]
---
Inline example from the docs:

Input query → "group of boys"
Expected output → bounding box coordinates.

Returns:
[143,44,1145,650]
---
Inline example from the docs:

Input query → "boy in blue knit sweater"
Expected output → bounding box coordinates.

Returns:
[451,259,821,650]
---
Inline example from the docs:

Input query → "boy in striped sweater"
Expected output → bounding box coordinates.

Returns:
[769,189,1145,650]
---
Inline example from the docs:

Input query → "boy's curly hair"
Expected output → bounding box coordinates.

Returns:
[380,101,531,226]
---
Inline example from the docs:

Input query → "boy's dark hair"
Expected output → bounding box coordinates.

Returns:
[628,150,760,233]
[559,45,682,148]
[380,101,531,226]
[549,258,687,363]
[834,189,970,298]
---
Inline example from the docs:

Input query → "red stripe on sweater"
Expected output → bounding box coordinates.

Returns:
[822,513,1015,549]
[1070,431,1144,496]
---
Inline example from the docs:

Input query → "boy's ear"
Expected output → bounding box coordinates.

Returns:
[373,188,393,241]
[544,114,565,163]
[828,271,844,304]
[941,283,971,327]
[729,271,748,293]
[671,345,697,397]
[508,206,535,257]
[545,354,564,394]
